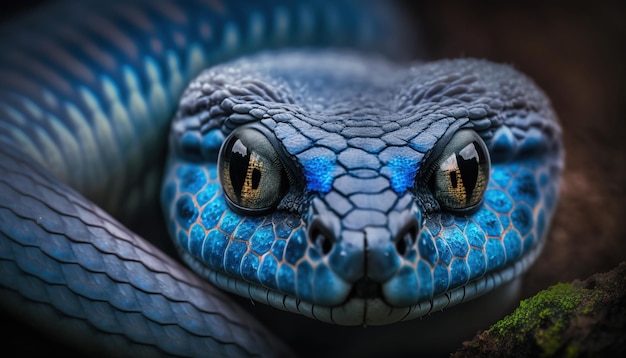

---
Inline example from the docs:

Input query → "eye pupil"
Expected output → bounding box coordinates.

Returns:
[456,142,481,202]
[251,168,261,189]
[449,170,458,188]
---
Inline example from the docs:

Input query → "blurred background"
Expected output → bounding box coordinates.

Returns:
[407,0,626,301]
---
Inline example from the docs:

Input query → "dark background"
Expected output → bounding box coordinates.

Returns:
[1,0,625,356]
[409,0,626,300]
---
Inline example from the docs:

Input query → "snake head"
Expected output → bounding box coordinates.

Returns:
[162,50,563,325]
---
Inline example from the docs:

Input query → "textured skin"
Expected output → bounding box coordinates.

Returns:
[164,52,563,325]
[0,145,290,357]
[0,0,412,355]
[0,0,562,356]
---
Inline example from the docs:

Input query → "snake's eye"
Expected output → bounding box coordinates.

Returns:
[218,126,289,214]
[429,129,490,214]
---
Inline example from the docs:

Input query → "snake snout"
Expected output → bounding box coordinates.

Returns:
[365,211,420,283]
[308,196,422,303]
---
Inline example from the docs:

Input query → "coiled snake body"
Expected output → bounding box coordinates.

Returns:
[0,0,563,356]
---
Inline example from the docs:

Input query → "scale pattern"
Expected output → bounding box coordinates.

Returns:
[0,0,417,354]
[164,52,563,324]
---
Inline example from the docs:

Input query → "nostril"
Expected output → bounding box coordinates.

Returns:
[308,221,335,255]
[320,235,333,255]
[395,219,418,257]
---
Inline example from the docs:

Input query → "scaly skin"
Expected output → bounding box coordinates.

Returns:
[0,0,562,356]
[164,51,563,326]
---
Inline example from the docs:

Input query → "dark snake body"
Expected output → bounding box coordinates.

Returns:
[0,0,563,356]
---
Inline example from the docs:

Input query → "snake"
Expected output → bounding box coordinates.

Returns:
[0,0,564,357]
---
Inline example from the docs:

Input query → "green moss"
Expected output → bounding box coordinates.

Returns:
[535,320,564,355]
[488,282,583,356]
[470,264,626,357]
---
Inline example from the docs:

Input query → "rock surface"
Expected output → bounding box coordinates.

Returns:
[453,262,626,357]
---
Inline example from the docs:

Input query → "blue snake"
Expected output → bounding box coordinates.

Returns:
[0,0,563,356]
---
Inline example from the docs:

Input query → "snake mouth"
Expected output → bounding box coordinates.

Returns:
[349,277,384,301]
